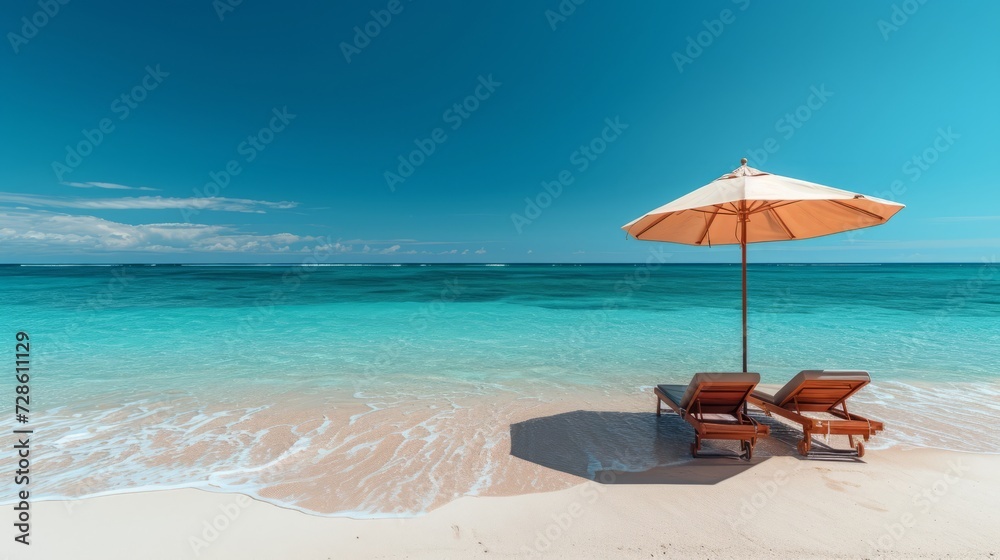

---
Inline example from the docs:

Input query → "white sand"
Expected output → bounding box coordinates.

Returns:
[5,448,997,559]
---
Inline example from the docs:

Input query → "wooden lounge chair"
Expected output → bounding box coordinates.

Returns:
[655,372,768,460]
[747,370,884,457]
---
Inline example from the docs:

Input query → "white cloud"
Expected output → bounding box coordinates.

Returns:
[63,181,159,191]
[0,208,485,258]
[310,242,353,253]
[0,209,309,253]
[337,238,476,246]
[0,192,297,213]
[475,248,486,254]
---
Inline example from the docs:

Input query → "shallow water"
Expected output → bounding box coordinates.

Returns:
[2,263,998,516]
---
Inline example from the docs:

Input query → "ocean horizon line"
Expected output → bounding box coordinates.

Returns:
[0,261,990,267]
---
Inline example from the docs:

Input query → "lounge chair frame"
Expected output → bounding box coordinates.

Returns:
[747,377,884,457]
[655,382,768,460]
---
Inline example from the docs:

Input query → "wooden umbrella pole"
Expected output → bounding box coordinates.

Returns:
[741,203,748,373]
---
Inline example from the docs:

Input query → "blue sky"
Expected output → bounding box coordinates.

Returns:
[1,0,997,263]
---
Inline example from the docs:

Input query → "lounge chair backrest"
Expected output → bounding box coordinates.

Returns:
[680,372,760,413]
[771,370,870,411]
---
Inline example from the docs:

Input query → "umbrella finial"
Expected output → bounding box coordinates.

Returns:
[741,158,748,166]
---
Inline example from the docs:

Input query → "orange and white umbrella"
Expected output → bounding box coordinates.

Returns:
[622,159,904,371]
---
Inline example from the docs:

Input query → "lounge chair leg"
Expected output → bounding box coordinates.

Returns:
[797,438,811,456]
[656,399,661,417]
[691,436,701,458]
[844,435,867,457]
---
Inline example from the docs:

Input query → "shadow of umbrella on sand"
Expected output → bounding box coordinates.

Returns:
[510,410,770,484]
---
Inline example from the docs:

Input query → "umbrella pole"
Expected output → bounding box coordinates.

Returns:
[741,206,748,373]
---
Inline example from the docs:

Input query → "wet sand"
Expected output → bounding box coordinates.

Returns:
[25,382,1000,518]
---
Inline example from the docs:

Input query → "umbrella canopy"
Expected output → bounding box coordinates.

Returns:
[622,159,904,371]
[623,160,904,246]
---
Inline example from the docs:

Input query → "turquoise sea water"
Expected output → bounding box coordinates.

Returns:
[3,263,998,399]
[2,263,999,514]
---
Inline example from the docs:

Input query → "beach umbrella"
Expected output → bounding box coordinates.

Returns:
[622,159,904,372]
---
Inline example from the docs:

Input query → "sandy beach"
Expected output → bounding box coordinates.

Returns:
[6,447,996,559]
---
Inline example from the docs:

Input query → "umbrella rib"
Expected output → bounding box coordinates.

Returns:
[695,207,721,245]
[690,206,738,215]
[629,212,672,239]
[828,199,885,221]
[768,207,796,239]
[749,201,796,214]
